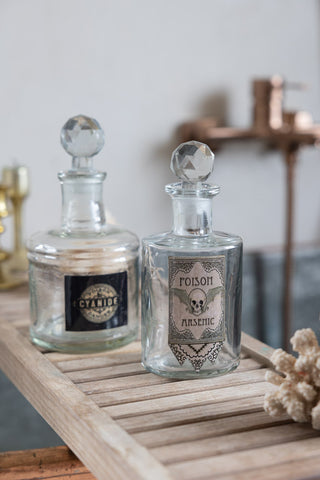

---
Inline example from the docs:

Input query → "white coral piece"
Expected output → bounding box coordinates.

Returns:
[264,328,320,430]
[264,392,285,417]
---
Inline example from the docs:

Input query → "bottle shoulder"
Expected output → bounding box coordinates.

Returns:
[27,224,139,256]
[142,230,242,250]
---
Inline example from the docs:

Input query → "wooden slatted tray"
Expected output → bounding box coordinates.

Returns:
[1,286,320,480]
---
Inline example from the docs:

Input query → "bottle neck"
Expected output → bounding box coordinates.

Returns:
[171,196,213,236]
[60,174,106,233]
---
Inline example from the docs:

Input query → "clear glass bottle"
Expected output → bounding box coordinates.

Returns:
[28,115,139,352]
[141,141,242,378]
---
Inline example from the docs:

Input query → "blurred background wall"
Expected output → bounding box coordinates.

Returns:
[0,0,320,249]
[1,0,320,451]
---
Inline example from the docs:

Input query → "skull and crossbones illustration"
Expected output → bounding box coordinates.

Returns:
[172,286,223,316]
[189,288,206,315]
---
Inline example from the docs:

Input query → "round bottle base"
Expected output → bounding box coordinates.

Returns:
[30,329,138,354]
[142,358,240,379]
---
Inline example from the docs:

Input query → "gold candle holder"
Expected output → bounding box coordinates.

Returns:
[0,184,24,289]
[2,165,29,283]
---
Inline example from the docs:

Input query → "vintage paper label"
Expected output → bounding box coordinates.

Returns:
[168,256,225,372]
[65,272,128,331]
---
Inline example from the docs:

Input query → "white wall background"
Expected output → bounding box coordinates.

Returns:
[0,0,319,250]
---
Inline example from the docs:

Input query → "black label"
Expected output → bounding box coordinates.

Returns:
[65,272,128,331]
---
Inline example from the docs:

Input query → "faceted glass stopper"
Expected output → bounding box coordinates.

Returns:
[61,115,105,158]
[171,141,215,182]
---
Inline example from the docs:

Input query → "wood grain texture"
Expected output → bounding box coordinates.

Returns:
[65,362,146,383]
[46,341,141,363]
[133,411,291,448]
[77,357,261,395]
[90,368,268,406]
[0,446,93,480]
[152,423,319,464]
[118,395,265,433]
[0,323,171,480]
[104,381,276,418]
[219,456,320,480]
[168,437,320,480]
[56,351,142,372]
[241,331,274,367]
[1,288,320,480]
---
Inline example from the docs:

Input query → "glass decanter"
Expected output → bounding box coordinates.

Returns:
[141,141,242,378]
[28,115,139,352]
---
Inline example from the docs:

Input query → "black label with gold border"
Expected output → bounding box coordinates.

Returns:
[65,272,128,331]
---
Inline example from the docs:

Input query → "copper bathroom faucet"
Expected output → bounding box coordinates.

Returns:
[179,75,320,350]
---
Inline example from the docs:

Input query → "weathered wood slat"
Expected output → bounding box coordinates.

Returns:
[2,288,320,480]
[133,411,290,448]
[230,357,262,371]
[104,381,276,418]
[91,368,268,406]
[152,423,318,464]
[77,357,262,395]
[168,437,320,480]
[56,351,142,372]
[45,340,141,363]
[78,357,262,396]
[118,396,265,433]
[0,323,171,480]
[65,362,146,383]
[78,371,174,394]
[219,456,320,480]
[241,332,274,367]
